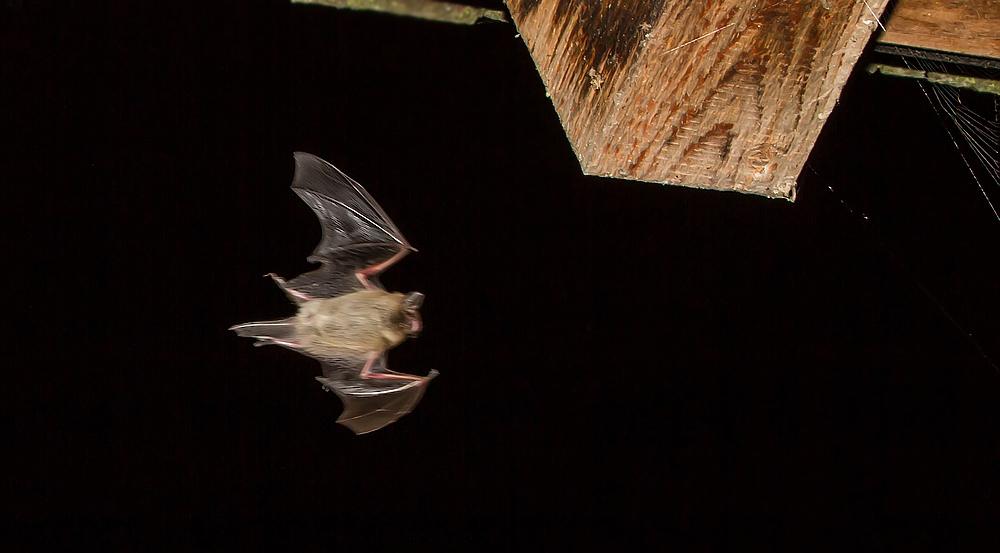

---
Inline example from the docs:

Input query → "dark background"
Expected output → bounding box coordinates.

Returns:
[3,1,999,549]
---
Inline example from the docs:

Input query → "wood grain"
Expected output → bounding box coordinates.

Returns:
[506,0,890,199]
[879,0,1000,59]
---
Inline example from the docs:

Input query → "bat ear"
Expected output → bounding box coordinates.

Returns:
[403,292,424,310]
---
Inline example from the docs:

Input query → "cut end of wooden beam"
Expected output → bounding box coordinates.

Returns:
[507,0,891,200]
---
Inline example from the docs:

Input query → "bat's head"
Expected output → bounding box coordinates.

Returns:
[400,291,424,337]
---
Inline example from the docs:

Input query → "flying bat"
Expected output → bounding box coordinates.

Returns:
[231,152,436,434]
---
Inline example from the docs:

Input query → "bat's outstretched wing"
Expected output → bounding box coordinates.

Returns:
[317,356,438,434]
[284,152,414,300]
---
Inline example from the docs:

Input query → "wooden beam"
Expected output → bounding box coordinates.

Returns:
[293,0,508,24]
[506,0,891,199]
[867,62,1000,95]
[878,0,1000,60]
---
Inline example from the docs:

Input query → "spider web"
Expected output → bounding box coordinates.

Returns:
[899,54,1000,224]
[810,49,1000,373]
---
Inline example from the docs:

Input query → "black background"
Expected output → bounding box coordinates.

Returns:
[3,1,1000,549]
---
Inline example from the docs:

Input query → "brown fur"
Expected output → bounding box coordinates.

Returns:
[294,290,408,360]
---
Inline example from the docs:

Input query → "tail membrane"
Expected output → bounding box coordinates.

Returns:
[230,317,298,348]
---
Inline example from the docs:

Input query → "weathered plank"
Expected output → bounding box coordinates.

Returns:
[868,62,1000,95]
[878,0,1000,60]
[506,0,890,199]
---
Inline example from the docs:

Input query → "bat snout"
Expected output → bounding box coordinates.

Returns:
[401,292,424,337]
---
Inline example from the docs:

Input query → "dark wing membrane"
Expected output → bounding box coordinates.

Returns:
[281,251,396,300]
[287,152,412,298]
[316,356,438,434]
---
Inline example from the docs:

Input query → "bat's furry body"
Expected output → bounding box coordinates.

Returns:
[296,290,418,359]
[231,152,435,434]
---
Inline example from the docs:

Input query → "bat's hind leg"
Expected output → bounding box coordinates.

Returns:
[267,273,312,304]
[230,317,300,349]
[359,352,424,381]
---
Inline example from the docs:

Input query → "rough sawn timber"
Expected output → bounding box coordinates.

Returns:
[878,0,1000,60]
[506,0,891,200]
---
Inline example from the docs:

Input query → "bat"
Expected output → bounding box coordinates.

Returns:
[231,152,436,434]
